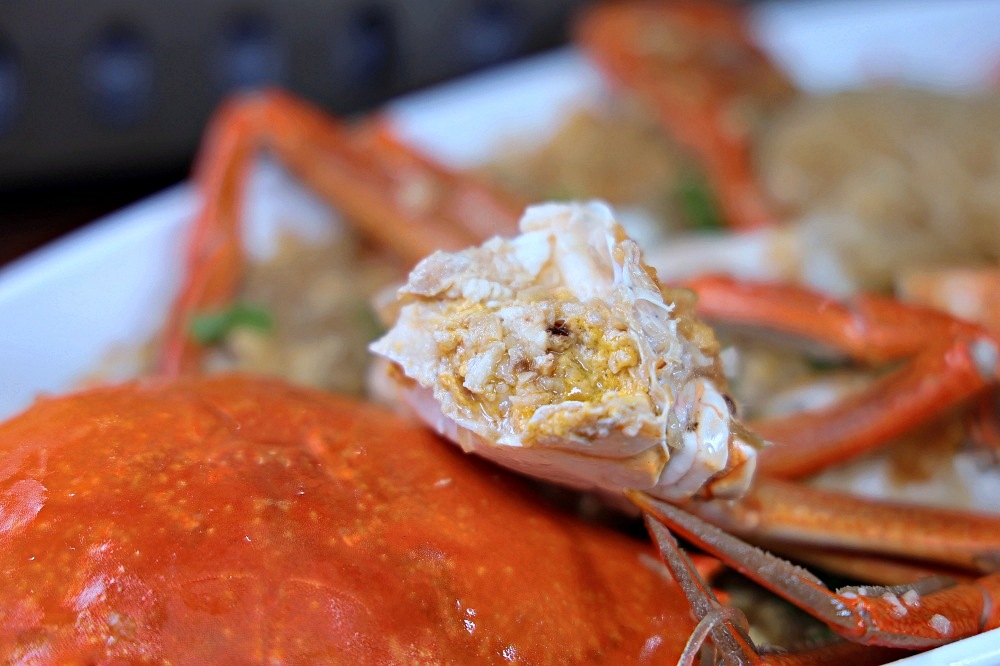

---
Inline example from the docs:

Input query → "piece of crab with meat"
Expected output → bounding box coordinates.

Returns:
[371,201,756,502]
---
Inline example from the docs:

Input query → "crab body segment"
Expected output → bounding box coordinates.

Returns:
[372,202,757,503]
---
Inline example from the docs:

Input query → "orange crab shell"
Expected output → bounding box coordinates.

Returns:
[0,375,695,664]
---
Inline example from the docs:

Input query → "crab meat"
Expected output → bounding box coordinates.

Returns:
[371,202,758,500]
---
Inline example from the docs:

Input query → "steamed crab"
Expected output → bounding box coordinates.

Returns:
[134,66,1000,660]
[5,3,1000,664]
[7,193,999,663]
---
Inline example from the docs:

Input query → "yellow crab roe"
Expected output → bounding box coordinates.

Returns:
[430,292,651,440]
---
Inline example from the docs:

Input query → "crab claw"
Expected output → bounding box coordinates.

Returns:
[371,202,758,502]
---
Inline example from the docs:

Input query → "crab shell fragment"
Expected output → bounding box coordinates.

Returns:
[371,202,758,501]
[0,374,697,663]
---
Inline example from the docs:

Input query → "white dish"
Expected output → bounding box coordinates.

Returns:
[1,1,998,662]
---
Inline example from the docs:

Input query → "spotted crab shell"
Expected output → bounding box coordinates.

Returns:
[371,202,757,501]
[0,375,696,663]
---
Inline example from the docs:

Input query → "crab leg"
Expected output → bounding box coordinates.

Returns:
[691,478,1000,575]
[653,506,913,665]
[576,0,796,230]
[899,266,1000,458]
[158,90,523,376]
[631,490,1000,650]
[764,644,908,666]
[759,543,977,588]
[643,519,910,665]
[682,275,1000,479]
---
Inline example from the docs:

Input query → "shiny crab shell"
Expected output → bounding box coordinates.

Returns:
[372,202,758,501]
[0,375,699,663]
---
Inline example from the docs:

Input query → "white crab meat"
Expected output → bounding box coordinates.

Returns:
[370,202,757,501]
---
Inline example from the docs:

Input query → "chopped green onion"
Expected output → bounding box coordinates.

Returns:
[675,171,725,232]
[805,357,845,373]
[189,303,274,345]
[353,302,386,341]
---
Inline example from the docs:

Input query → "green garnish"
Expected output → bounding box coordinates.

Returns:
[353,302,386,342]
[189,303,274,345]
[805,357,845,373]
[675,171,725,231]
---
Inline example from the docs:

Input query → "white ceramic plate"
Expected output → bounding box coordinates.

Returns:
[2,1,999,662]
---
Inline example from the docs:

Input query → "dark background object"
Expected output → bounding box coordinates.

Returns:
[0,0,589,263]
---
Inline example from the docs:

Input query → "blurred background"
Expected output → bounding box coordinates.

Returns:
[0,0,594,263]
